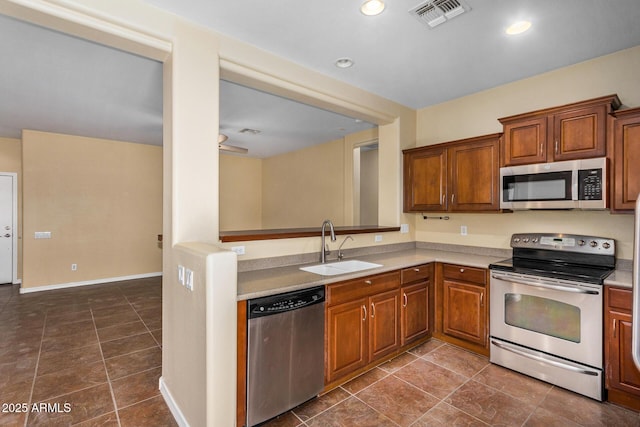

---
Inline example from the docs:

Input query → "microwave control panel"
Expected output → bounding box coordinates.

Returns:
[578,168,602,200]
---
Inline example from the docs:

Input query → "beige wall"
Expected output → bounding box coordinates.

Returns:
[220,128,383,231]
[0,137,22,280]
[219,154,262,230]
[262,138,344,228]
[359,148,378,226]
[414,45,640,260]
[21,130,162,288]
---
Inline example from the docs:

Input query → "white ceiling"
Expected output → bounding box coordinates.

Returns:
[2,0,640,156]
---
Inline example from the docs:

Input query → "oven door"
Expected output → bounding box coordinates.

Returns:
[490,271,602,368]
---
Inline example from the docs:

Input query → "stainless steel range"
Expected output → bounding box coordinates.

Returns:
[489,233,615,401]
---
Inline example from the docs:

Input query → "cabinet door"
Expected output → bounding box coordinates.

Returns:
[608,310,640,395]
[613,111,640,210]
[326,298,368,383]
[442,280,486,346]
[449,137,501,211]
[401,281,429,346]
[503,117,547,166]
[403,147,447,212]
[552,105,607,161]
[369,289,400,361]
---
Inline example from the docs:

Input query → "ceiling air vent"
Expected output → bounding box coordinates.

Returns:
[409,0,470,29]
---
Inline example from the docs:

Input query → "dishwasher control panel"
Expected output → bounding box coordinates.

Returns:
[248,286,325,318]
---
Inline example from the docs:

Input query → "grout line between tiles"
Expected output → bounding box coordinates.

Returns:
[23,311,47,427]
[90,306,122,427]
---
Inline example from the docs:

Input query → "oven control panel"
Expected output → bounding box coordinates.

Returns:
[510,233,615,255]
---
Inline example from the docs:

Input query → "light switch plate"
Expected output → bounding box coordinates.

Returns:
[177,265,185,285]
[35,231,51,239]
[185,269,194,290]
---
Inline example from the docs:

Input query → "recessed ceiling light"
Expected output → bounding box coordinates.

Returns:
[335,57,354,68]
[360,0,385,16]
[506,20,532,35]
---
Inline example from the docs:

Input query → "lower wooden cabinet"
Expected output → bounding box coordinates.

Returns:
[326,298,368,382]
[400,263,433,346]
[605,286,640,411]
[325,271,401,385]
[435,263,489,356]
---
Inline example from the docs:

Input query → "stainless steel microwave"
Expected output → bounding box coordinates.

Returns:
[500,157,607,210]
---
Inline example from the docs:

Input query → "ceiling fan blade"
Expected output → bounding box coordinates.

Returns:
[218,143,248,154]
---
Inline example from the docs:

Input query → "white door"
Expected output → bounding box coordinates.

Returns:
[0,174,15,284]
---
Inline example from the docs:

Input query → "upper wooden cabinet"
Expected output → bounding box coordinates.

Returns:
[499,94,621,166]
[612,107,640,211]
[403,133,502,213]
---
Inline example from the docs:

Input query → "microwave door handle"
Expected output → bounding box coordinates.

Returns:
[572,168,579,201]
[491,273,600,295]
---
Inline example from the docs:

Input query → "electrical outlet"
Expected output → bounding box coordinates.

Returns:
[461,225,468,236]
[231,246,245,255]
[71,263,77,271]
[400,224,409,233]
[375,234,383,242]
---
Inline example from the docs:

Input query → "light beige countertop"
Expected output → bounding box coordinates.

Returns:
[237,248,505,300]
[605,269,633,289]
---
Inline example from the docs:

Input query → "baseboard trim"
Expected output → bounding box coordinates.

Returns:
[159,376,189,427]
[19,272,162,294]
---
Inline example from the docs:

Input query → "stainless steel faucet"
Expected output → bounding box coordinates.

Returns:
[337,235,353,260]
[320,219,336,263]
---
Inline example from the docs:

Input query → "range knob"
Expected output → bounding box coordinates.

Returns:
[532,237,539,243]
[602,242,611,249]
[523,237,530,243]
[513,237,520,243]
[578,240,586,246]
[590,241,598,248]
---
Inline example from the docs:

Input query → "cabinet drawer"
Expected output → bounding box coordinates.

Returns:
[607,286,632,313]
[401,263,432,284]
[327,271,400,306]
[442,264,486,285]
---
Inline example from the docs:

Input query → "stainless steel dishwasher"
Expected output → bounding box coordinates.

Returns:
[246,285,325,427]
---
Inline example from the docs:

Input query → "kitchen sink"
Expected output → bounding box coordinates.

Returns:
[300,260,382,276]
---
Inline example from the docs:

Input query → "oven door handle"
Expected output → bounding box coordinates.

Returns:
[491,273,599,295]
[491,340,599,376]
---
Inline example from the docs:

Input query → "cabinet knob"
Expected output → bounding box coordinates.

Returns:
[364,280,372,285]
[459,268,465,273]
[403,292,408,308]
[371,302,375,318]
[362,305,367,321]
[413,268,420,272]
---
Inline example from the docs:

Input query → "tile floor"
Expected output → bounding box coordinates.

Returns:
[0,277,176,427]
[264,340,640,427]
[3,278,639,427]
